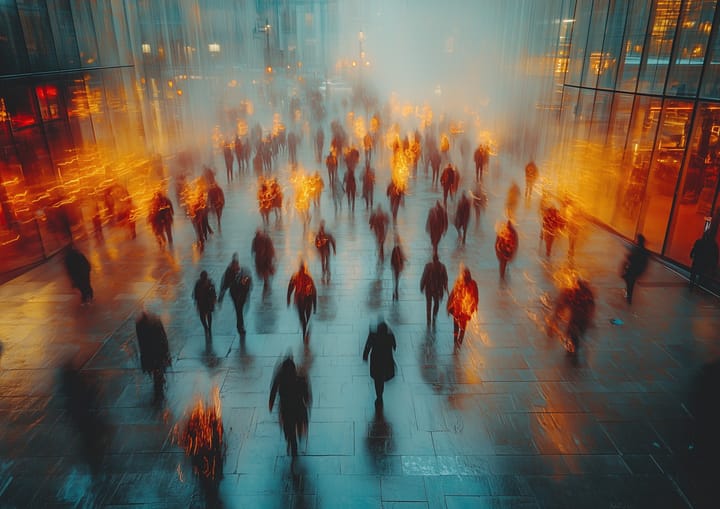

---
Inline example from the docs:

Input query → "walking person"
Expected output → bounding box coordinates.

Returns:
[135,310,172,404]
[369,205,390,263]
[314,220,337,282]
[454,192,471,245]
[65,245,93,305]
[620,234,649,305]
[219,253,252,334]
[547,278,595,354]
[495,220,519,280]
[269,355,312,457]
[525,160,538,202]
[390,235,407,301]
[361,161,376,210]
[193,270,217,337]
[251,229,277,295]
[362,320,397,407]
[426,201,448,256]
[447,267,479,348]
[287,260,317,339]
[689,230,719,290]
[420,254,449,327]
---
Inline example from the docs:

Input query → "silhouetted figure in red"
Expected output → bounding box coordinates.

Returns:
[620,234,649,304]
[447,267,479,347]
[219,253,252,334]
[470,181,488,228]
[420,254,449,327]
[430,149,441,186]
[314,220,337,282]
[473,144,488,181]
[326,150,338,188]
[343,166,357,212]
[345,146,360,174]
[65,246,93,304]
[287,131,299,167]
[387,180,405,224]
[426,201,448,256]
[505,182,521,220]
[541,205,565,257]
[525,160,539,202]
[287,260,317,339]
[390,235,407,300]
[548,278,595,354]
[135,310,171,404]
[454,192,471,245]
[362,162,376,210]
[207,183,225,233]
[315,126,324,163]
[495,220,519,280]
[363,321,396,407]
[193,270,217,337]
[149,191,174,247]
[363,132,373,165]
[689,230,719,290]
[440,164,458,207]
[191,198,212,249]
[234,136,246,173]
[269,356,312,457]
[369,205,390,262]
[223,143,234,182]
[258,177,283,224]
[251,229,276,295]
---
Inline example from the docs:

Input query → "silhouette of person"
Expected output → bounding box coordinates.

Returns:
[426,201,448,256]
[64,245,93,304]
[219,253,253,334]
[251,229,276,294]
[447,267,479,347]
[390,235,407,300]
[420,254,449,326]
[362,162,376,210]
[269,356,312,457]
[369,205,390,262]
[549,278,595,354]
[495,220,519,280]
[287,260,317,339]
[525,161,538,201]
[541,206,565,257]
[193,270,217,336]
[454,192,471,245]
[621,234,649,304]
[363,321,397,407]
[689,230,719,289]
[314,220,337,281]
[135,310,171,403]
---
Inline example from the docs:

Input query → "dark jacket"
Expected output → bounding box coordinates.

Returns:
[363,323,397,382]
[193,277,217,313]
[135,312,171,374]
[420,260,448,299]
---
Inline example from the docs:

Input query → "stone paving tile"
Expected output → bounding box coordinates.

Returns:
[1,141,720,509]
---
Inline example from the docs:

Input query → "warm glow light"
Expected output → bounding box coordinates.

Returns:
[141,43,151,54]
[208,43,221,53]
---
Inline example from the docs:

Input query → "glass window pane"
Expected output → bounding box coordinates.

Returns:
[590,90,612,140]
[91,0,119,66]
[701,5,720,97]
[597,0,627,89]
[65,76,96,149]
[612,95,663,238]
[566,0,592,86]
[617,1,653,92]
[582,0,609,88]
[666,103,720,263]
[17,0,58,70]
[0,1,30,73]
[638,99,693,251]
[666,0,716,97]
[110,0,132,64]
[608,92,634,148]
[638,1,682,94]
[46,0,79,68]
[71,0,99,67]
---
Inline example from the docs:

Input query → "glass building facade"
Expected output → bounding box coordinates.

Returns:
[544,0,720,279]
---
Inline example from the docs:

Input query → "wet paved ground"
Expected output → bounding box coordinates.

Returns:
[1,140,719,509]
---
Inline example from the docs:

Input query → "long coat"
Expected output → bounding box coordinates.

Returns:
[363,324,397,382]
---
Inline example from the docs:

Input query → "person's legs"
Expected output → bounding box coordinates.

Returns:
[374,378,384,404]
[234,299,245,333]
[625,276,636,304]
[425,294,432,325]
[432,296,440,323]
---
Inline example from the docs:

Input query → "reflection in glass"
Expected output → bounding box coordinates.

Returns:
[638,1,681,94]
[617,2,652,92]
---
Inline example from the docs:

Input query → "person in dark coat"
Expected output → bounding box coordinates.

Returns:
[420,254,449,326]
[287,260,317,339]
[269,356,312,457]
[495,220,519,280]
[454,192,471,245]
[390,235,407,301]
[219,253,253,334]
[426,201,448,256]
[193,270,217,336]
[440,164,457,207]
[223,142,234,182]
[343,166,357,212]
[149,191,174,247]
[135,310,172,403]
[548,278,595,354]
[251,229,276,294]
[361,162,375,210]
[369,205,390,262]
[65,246,93,304]
[541,205,565,257]
[447,267,479,347]
[314,220,337,282]
[621,234,649,304]
[689,230,719,289]
[363,320,397,407]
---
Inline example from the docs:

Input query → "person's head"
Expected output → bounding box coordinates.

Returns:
[200,270,208,280]
[377,321,388,334]
[463,267,472,282]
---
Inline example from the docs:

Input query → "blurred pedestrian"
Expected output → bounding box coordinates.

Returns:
[390,235,407,300]
[343,166,357,212]
[269,356,312,457]
[495,220,519,280]
[223,142,234,182]
[505,182,521,220]
[251,229,276,295]
[426,201,448,256]
[149,191,174,247]
[363,320,397,407]
[620,234,649,304]
[541,205,565,258]
[454,192,471,245]
[287,260,317,339]
[387,180,405,224]
[440,163,458,207]
[548,278,595,354]
[420,253,449,326]
[447,266,479,347]
[689,230,719,290]
[369,205,390,262]
[135,310,171,404]
[525,160,538,202]
[219,253,252,334]
[326,150,338,188]
[65,245,93,304]
[470,181,488,228]
[362,161,376,210]
[474,144,488,181]
[314,220,337,282]
[193,270,217,336]
[207,182,225,234]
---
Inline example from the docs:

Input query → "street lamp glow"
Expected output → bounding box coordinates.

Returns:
[141,43,151,54]
[208,43,221,53]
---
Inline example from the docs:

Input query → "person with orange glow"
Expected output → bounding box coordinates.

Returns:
[287,260,317,339]
[440,163,458,207]
[474,144,488,181]
[369,205,390,262]
[269,355,312,457]
[454,191,471,245]
[541,205,565,258]
[314,220,337,282]
[387,180,405,224]
[549,278,595,354]
[495,220,519,280]
[390,234,407,300]
[149,191,174,247]
[447,267,479,347]
[363,132,373,165]
[362,161,376,210]
[426,201,448,256]
[251,229,276,295]
[525,160,539,201]
[505,182,521,220]
[420,253,449,327]
[326,150,338,188]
